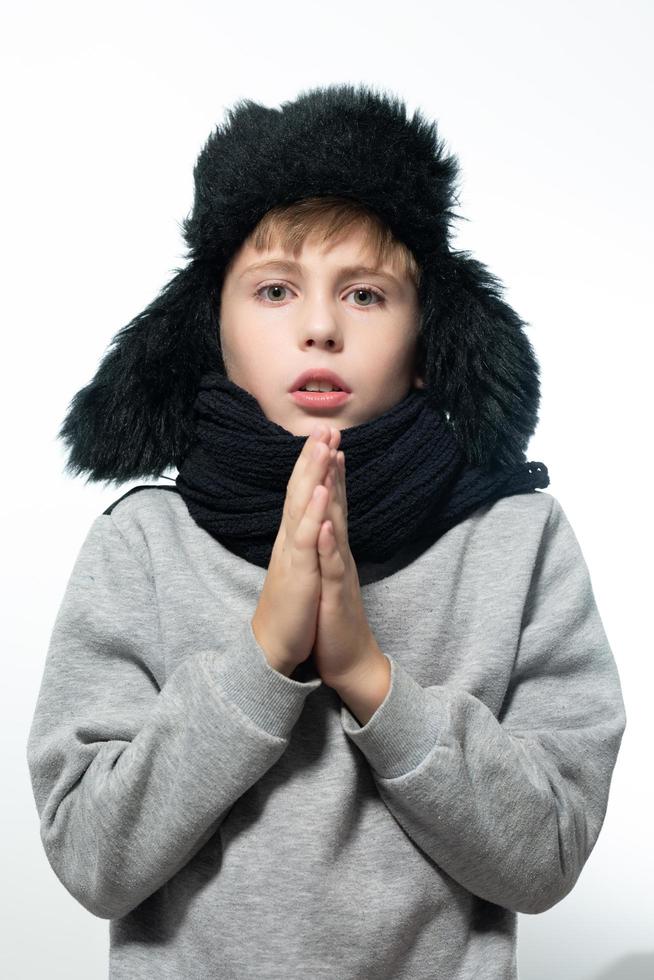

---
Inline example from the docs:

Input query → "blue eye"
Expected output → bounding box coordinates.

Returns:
[253,282,385,307]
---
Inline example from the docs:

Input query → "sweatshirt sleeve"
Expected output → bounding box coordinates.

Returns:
[340,496,627,915]
[26,513,321,921]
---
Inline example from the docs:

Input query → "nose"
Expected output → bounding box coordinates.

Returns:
[301,314,343,350]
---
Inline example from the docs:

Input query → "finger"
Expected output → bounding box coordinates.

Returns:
[284,425,331,532]
[326,443,345,503]
[337,451,348,519]
[293,482,329,566]
[298,423,330,472]
[317,518,346,579]
[302,438,332,502]
[324,456,348,558]
[317,518,336,557]
[288,424,329,501]
[327,426,341,452]
[321,458,335,522]
[329,452,345,515]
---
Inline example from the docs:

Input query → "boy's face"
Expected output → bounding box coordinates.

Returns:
[218,226,424,436]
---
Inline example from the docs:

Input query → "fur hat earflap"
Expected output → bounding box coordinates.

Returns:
[58,262,223,485]
[417,249,542,472]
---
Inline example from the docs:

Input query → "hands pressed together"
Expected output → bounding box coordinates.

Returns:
[251,421,386,694]
[312,422,385,690]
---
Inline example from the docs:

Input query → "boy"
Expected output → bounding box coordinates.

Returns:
[26,84,626,979]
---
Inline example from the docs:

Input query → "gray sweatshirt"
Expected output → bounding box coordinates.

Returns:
[26,486,627,979]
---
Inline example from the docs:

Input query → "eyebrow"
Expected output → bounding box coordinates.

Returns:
[238,259,402,286]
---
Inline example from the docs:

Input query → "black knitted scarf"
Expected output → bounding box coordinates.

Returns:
[174,371,550,570]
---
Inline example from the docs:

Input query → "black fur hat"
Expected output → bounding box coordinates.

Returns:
[58,82,543,485]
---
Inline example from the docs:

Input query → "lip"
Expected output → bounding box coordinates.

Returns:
[288,368,351,393]
[291,390,351,410]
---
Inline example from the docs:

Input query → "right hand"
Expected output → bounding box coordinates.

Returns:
[251,422,336,677]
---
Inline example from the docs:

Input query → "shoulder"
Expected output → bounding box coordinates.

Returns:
[488,490,575,542]
[99,484,187,564]
[488,489,556,520]
[483,491,590,580]
[479,489,557,539]
[102,483,183,517]
[462,490,562,572]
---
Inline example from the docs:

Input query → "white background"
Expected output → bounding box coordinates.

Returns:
[3,1,652,977]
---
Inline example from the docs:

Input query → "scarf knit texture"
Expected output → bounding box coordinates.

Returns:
[175,371,550,569]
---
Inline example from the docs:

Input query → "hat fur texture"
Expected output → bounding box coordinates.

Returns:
[58,82,542,485]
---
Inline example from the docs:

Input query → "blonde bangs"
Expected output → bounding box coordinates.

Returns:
[241,195,421,289]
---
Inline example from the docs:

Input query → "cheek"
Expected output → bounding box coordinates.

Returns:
[232,342,282,395]
[371,340,417,379]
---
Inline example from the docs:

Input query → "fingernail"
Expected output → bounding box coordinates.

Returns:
[311,423,324,440]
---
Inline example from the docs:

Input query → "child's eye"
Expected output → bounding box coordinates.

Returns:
[255,283,290,304]
[253,282,385,307]
[346,287,385,307]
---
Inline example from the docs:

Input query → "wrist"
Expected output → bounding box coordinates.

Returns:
[270,658,293,678]
[251,616,294,677]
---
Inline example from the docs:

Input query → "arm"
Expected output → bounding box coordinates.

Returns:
[26,514,320,920]
[337,497,627,914]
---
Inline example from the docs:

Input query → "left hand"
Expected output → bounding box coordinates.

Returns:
[313,426,383,689]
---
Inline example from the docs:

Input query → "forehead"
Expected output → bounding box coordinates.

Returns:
[230,230,405,283]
